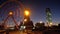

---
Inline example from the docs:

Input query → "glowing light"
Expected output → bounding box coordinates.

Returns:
[49,23,52,26]
[24,19,27,22]
[40,21,43,23]
[56,23,58,26]
[20,26,26,30]
[24,10,30,16]
[50,23,52,25]
[9,11,13,15]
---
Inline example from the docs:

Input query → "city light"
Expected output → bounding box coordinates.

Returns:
[49,23,52,26]
[40,21,43,23]
[24,10,30,16]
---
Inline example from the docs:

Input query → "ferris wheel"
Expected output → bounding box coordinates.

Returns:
[1,0,25,29]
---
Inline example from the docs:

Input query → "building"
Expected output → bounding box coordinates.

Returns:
[46,8,52,26]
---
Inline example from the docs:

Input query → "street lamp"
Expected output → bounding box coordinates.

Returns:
[24,10,30,16]
[23,9,30,22]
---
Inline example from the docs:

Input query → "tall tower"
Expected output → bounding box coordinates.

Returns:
[20,9,33,30]
[46,8,52,26]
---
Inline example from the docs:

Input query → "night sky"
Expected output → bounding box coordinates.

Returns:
[0,0,60,25]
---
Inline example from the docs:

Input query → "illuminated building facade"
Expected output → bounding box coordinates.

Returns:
[46,8,52,26]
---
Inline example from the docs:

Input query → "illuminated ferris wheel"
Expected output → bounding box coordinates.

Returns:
[1,0,25,29]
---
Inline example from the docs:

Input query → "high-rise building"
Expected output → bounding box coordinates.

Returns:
[46,8,52,26]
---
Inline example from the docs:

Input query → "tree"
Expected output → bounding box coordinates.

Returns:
[35,22,45,31]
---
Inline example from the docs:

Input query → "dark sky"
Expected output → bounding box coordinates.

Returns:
[0,0,60,25]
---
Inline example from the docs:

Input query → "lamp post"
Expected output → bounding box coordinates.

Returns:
[24,10,30,17]
[24,10,30,22]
